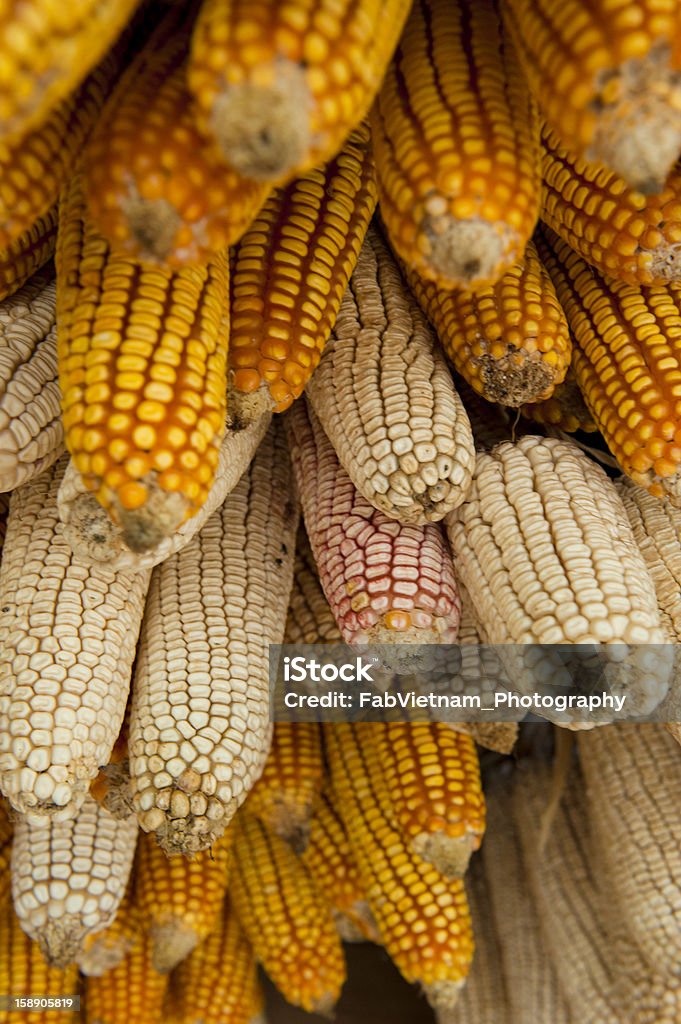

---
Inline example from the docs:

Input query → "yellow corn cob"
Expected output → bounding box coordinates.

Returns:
[404,239,571,407]
[369,723,485,878]
[306,227,475,523]
[11,794,137,967]
[84,13,268,266]
[537,226,681,500]
[372,0,541,291]
[83,929,168,1024]
[0,208,57,303]
[0,269,64,492]
[136,830,231,973]
[301,787,380,944]
[0,455,151,819]
[324,723,474,1012]
[164,898,265,1024]
[230,811,346,1014]
[0,798,11,910]
[283,526,341,645]
[188,0,411,184]
[0,0,141,143]
[245,723,323,851]
[520,367,597,434]
[502,0,681,193]
[0,903,80,1024]
[228,120,377,423]
[129,422,298,854]
[56,171,230,554]
[78,877,140,977]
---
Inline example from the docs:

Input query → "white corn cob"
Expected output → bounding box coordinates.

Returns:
[0,454,151,818]
[445,435,670,723]
[11,793,137,968]
[129,421,298,854]
[306,228,474,524]
[57,414,271,571]
[0,270,63,492]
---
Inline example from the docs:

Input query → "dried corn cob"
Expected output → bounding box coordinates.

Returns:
[372,0,541,290]
[57,414,270,571]
[0,903,80,1024]
[83,929,168,1024]
[0,799,11,910]
[228,121,377,422]
[0,208,57,303]
[404,239,571,407]
[0,270,63,492]
[165,898,264,1024]
[325,723,473,1011]
[245,723,323,850]
[301,786,379,944]
[0,455,151,818]
[445,435,669,722]
[306,228,475,523]
[287,398,461,653]
[369,723,485,878]
[11,794,137,968]
[502,0,681,193]
[136,830,231,973]
[521,367,597,434]
[231,811,345,1014]
[129,422,298,854]
[84,13,268,266]
[78,877,140,977]
[188,0,410,183]
[56,172,230,554]
[283,526,342,645]
[89,707,132,820]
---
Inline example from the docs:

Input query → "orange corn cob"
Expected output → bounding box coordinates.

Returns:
[372,0,541,290]
[405,239,571,406]
[136,830,231,973]
[502,0,681,193]
[0,904,80,1024]
[537,226,681,501]
[188,0,411,184]
[0,209,57,303]
[245,722,323,850]
[0,798,10,909]
[230,811,346,1014]
[283,526,342,645]
[56,172,230,553]
[521,368,597,434]
[78,877,140,977]
[542,125,681,287]
[84,930,167,1024]
[228,120,377,422]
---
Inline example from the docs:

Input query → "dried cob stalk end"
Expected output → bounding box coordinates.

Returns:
[227,380,275,429]
[425,980,466,1014]
[152,921,197,975]
[118,195,182,265]
[424,217,514,291]
[107,474,192,554]
[411,832,475,881]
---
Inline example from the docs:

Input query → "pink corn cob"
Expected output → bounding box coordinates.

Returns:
[285,399,461,647]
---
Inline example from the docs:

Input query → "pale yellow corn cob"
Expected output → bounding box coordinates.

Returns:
[0,270,63,492]
[0,454,151,818]
[306,228,474,524]
[83,929,168,1024]
[0,798,11,909]
[57,415,271,571]
[77,877,140,977]
[283,526,341,645]
[11,794,137,968]
[129,421,298,854]
[445,435,669,722]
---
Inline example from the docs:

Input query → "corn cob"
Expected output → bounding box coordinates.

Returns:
[445,435,669,722]
[83,929,168,1024]
[245,723,323,851]
[228,120,377,422]
[164,898,265,1024]
[521,367,597,434]
[287,398,461,653]
[306,228,475,524]
[372,0,541,291]
[89,707,132,820]
[538,226,681,501]
[0,903,80,1024]
[0,269,63,493]
[0,799,11,910]
[57,414,271,572]
[283,526,342,645]
[325,723,473,1011]
[0,208,57,304]
[188,0,410,184]
[129,421,298,854]
[0,454,151,818]
[501,0,681,193]
[84,14,268,266]
[56,172,230,554]
[11,794,137,968]
[230,811,346,1014]
[404,239,571,407]
[78,876,140,977]
[136,830,231,973]
[301,786,379,944]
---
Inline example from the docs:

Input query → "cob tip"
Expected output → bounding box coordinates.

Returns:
[424,216,513,288]
[151,921,199,974]
[410,831,477,879]
[118,193,182,264]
